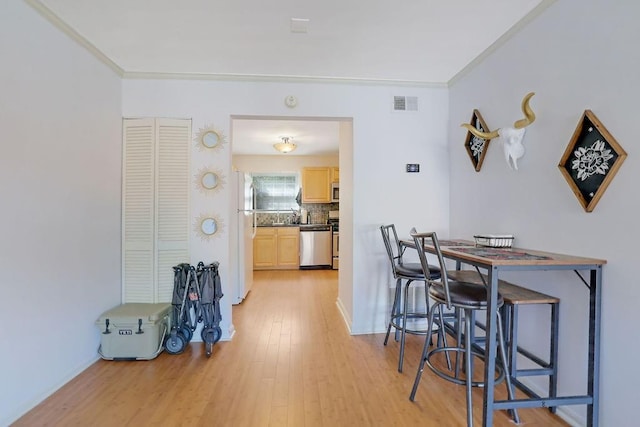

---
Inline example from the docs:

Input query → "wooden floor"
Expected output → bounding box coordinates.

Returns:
[15,270,569,426]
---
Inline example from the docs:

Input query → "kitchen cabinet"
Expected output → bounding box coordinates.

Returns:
[302,167,331,203]
[331,167,340,183]
[254,227,300,270]
[253,227,277,269]
[276,227,300,268]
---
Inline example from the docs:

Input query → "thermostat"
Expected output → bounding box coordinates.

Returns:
[406,164,420,173]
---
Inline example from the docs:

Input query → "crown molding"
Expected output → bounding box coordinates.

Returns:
[122,71,448,88]
[23,0,124,77]
[448,0,557,87]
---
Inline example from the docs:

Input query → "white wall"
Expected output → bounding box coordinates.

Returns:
[0,2,122,425]
[449,1,639,425]
[233,154,338,173]
[122,79,450,337]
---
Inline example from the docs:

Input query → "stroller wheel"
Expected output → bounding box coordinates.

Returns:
[213,326,222,343]
[165,333,186,355]
[201,327,216,344]
[181,325,193,343]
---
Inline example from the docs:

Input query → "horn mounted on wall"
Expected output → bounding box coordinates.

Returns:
[461,92,536,170]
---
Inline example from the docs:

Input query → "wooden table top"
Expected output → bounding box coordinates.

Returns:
[401,239,607,267]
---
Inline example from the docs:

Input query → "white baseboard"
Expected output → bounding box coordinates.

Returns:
[335,297,353,334]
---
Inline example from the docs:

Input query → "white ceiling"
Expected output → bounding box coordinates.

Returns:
[31,0,548,156]
[231,117,343,156]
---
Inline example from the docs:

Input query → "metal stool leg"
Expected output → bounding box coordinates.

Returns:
[455,308,463,378]
[398,279,413,372]
[409,301,439,401]
[384,278,402,345]
[464,309,474,427]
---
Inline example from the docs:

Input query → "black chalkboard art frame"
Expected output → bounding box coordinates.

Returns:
[558,110,627,212]
[464,109,492,172]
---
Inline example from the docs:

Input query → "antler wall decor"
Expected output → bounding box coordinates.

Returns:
[461,92,536,170]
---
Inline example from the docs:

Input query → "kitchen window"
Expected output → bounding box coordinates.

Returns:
[253,173,299,210]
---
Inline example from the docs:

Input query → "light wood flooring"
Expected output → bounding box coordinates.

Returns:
[14,269,569,426]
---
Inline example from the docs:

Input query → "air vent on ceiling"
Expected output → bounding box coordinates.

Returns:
[393,96,418,112]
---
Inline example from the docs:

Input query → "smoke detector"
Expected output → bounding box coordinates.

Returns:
[290,18,309,33]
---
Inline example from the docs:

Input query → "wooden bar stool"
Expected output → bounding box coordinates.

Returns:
[447,269,560,410]
[408,229,519,426]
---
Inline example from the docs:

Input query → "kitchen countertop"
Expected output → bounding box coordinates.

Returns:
[257,224,331,229]
[257,224,301,227]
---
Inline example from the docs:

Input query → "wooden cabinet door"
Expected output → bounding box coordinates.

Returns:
[331,167,340,183]
[302,167,331,203]
[277,228,300,268]
[253,228,277,269]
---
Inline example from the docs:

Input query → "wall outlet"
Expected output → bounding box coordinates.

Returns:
[406,164,420,173]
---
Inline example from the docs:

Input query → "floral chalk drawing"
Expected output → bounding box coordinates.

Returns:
[571,139,614,181]
[559,110,626,212]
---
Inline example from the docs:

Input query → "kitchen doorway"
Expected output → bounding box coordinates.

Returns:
[229,115,352,317]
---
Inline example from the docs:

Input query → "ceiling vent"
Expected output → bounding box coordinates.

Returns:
[393,96,418,112]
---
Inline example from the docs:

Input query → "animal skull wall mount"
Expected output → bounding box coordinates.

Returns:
[461,92,536,170]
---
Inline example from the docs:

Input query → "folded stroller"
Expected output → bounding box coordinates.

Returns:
[165,262,223,357]
[197,261,224,357]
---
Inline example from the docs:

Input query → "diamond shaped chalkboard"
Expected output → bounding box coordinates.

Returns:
[558,110,626,212]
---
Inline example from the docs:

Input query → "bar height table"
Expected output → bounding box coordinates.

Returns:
[402,239,606,427]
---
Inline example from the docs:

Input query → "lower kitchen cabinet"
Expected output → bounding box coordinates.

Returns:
[253,227,300,270]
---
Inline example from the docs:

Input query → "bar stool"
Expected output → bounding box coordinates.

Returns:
[380,224,446,373]
[408,229,519,427]
[447,269,560,411]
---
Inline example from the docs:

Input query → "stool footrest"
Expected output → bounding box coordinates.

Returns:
[425,346,506,387]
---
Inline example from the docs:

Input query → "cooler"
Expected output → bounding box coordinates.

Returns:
[96,303,171,360]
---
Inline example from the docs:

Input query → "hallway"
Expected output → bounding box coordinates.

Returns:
[15,270,568,426]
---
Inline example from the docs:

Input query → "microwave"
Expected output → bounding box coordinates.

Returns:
[331,183,339,202]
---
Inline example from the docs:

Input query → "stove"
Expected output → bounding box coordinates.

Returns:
[327,210,339,232]
[328,210,339,269]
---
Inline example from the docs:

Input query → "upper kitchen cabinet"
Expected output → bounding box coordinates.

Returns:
[302,167,331,203]
[331,167,340,183]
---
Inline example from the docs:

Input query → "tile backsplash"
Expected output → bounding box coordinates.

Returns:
[256,203,338,225]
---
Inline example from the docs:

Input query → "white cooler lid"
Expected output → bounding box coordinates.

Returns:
[96,303,171,324]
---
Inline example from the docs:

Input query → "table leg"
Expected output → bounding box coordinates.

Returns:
[587,266,603,426]
[482,266,500,426]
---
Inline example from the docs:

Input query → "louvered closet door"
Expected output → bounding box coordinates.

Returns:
[155,119,190,302]
[122,118,191,303]
[123,119,155,302]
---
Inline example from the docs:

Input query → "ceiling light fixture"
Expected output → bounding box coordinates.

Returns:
[273,137,297,154]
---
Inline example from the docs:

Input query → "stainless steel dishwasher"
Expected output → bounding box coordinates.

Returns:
[299,224,332,269]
